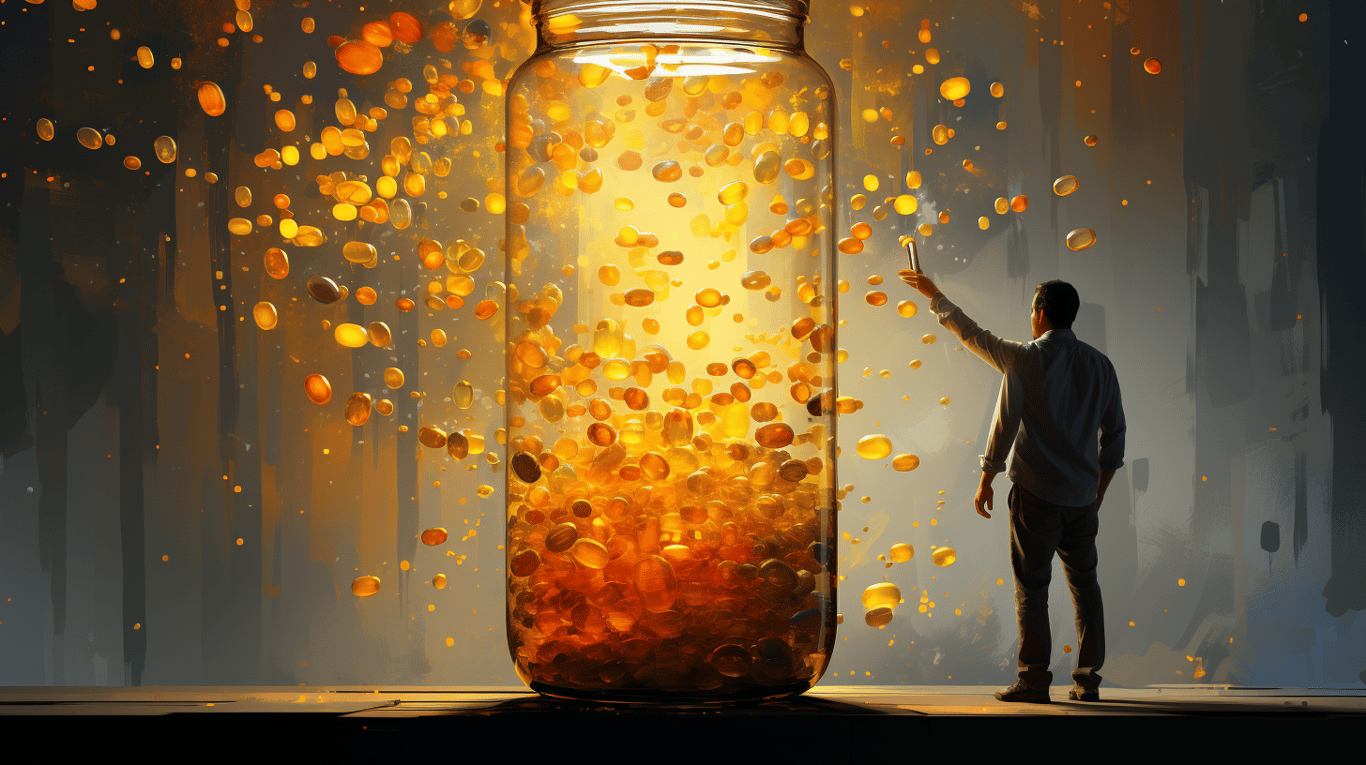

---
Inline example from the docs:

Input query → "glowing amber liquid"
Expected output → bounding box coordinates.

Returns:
[505,41,838,700]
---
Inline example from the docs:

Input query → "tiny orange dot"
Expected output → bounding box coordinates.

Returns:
[236,538,244,546]
[233,485,242,493]
[162,554,169,562]
[1075,80,1081,87]
[1201,476,1207,481]
[1299,13,1308,22]
[1122,200,1128,205]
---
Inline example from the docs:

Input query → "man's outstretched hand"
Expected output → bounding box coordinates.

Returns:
[899,269,939,300]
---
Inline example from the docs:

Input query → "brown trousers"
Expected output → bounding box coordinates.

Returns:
[1008,482,1105,691]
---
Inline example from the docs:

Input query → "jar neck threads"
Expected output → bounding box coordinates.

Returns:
[533,0,808,50]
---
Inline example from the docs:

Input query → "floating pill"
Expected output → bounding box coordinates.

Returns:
[252,301,278,330]
[864,607,894,627]
[862,582,902,610]
[1010,195,1029,212]
[383,367,404,389]
[77,127,102,150]
[889,543,914,562]
[1066,228,1097,251]
[1053,175,1079,196]
[422,527,449,546]
[939,76,970,101]
[344,392,372,426]
[336,40,383,75]
[1144,57,1161,74]
[856,435,892,460]
[892,454,921,472]
[334,323,368,348]
[351,575,380,597]
[304,374,332,405]
[198,82,226,116]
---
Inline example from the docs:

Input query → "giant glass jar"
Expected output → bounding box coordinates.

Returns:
[504,0,838,701]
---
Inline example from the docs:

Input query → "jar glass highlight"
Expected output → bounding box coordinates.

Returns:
[504,0,838,701]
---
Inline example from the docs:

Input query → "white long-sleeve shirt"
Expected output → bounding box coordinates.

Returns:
[929,291,1125,507]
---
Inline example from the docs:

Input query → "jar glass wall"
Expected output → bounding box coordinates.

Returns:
[504,0,838,701]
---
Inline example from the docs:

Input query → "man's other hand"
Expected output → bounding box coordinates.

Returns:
[975,483,993,519]
[899,269,939,300]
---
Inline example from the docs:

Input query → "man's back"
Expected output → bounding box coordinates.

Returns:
[929,292,1126,507]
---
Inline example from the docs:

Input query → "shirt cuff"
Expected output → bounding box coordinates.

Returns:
[980,454,1006,473]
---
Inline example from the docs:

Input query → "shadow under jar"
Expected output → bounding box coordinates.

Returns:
[504,0,838,702]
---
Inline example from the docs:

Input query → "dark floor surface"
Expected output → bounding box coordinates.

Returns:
[3,685,1361,756]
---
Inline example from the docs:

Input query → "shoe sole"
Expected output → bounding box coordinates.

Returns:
[1067,692,1100,702]
[994,693,1051,703]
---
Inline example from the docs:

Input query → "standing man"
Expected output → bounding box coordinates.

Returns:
[898,268,1126,704]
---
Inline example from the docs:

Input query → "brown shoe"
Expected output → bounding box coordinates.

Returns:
[1067,686,1100,702]
[994,681,1051,703]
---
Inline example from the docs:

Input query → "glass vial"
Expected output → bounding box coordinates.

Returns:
[505,0,838,701]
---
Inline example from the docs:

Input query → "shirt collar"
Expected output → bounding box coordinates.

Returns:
[1039,328,1076,342]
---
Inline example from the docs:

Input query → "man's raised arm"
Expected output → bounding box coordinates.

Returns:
[930,291,1030,374]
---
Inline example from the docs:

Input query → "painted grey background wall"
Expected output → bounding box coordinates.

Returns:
[0,0,1362,689]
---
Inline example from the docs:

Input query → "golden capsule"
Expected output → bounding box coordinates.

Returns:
[336,40,384,76]
[1053,175,1080,196]
[365,321,391,347]
[226,218,251,236]
[740,271,771,291]
[990,81,1004,98]
[345,392,373,426]
[446,431,469,459]
[686,331,709,350]
[857,434,893,460]
[134,46,155,69]
[862,582,902,610]
[837,237,864,255]
[261,248,289,280]
[76,127,102,150]
[932,124,950,145]
[922,333,936,344]
[639,452,670,480]
[571,538,610,570]
[994,197,1010,215]
[1010,195,1029,212]
[866,291,887,307]
[897,300,918,318]
[587,423,617,447]
[890,543,914,562]
[333,323,369,348]
[755,423,794,449]
[753,151,781,184]
[892,454,921,472]
[351,575,380,597]
[651,160,682,183]
[37,118,56,141]
[909,359,922,369]
[474,300,498,320]
[592,318,623,357]
[624,288,655,307]
[422,527,449,546]
[248,300,277,331]
[303,374,332,405]
[851,221,873,241]
[382,367,404,389]
[453,381,473,409]
[894,195,918,215]
[938,210,951,224]
[979,216,990,230]
[1066,228,1097,251]
[1084,135,1099,146]
[1143,57,1162,75]
[196,81,227,117]
[432,573,447,589]
[933,547,957,567]
[418,426,449,450]
[865,607,894,628]
[122,155,141,170]
[231,186,251,208]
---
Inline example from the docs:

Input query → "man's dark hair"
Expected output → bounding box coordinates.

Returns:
[1033,280,1080,329]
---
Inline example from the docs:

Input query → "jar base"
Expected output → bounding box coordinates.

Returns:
[528,679,815,706]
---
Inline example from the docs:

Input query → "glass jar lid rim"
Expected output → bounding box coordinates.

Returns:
[533,0,809,21]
